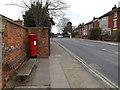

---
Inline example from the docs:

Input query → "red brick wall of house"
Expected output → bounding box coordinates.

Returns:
[27,27,50,58]
[117,12,120,30]
[94,20,99,28]
[108,14,114,32]
[108,12,120,33]
[2,20,28,87]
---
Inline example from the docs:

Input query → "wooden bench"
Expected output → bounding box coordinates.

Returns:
[7,53,36,81]
[17,59,36,80]
[7,53,27,74]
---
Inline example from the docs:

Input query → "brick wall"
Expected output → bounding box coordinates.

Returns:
[108,14,114,32]
[0,29,2,89]
[14,20,23,25]
[37,28,49,58]
[27,27,50,58]
[1,16,28,87]
[0,15,4,88]
[0,15,50,88]
[118,12,120,30]
[27,27,39,34]
[94,20,99,28]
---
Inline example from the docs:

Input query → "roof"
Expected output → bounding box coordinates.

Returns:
[99,7,120,19]
[85,21,93,25]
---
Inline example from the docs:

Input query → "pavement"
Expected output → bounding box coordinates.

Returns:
[3,40,109,89]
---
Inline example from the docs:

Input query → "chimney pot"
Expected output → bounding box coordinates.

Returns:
[112,5,117,10]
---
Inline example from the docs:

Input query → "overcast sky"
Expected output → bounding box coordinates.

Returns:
[0,0,120,33]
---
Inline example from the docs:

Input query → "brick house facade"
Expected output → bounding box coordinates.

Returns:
[107,2,120,33]
[108,6,120,40]
[118,11,120,30]
[73,17,99,39]
[73,5,120,41]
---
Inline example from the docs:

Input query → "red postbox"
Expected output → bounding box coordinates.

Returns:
[28,34,37,58]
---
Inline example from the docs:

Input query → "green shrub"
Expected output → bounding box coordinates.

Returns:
[63,34,70,38]
[90,28,101,40]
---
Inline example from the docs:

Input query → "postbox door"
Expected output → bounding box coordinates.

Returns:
[29,35,37,58]
[31,39,37,56]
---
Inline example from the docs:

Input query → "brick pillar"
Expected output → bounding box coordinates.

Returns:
[0,15,5,89]
[37,27,49,58]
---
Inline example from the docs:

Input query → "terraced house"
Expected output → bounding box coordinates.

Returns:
[108,5,120,38]
[73,2,120,41]
[99,5,120,37]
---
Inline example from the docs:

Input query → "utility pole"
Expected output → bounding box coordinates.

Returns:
[68,32,72,38]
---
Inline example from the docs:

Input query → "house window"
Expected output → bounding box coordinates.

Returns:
[114,20,117,28]
[114,12,117,18]
[102,18,104,21]
[104,17,106,21]
[102,17,107,21]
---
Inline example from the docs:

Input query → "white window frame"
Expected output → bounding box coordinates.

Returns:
[113,28,117,31]
[114,20,117,28]
[114,12,117,18]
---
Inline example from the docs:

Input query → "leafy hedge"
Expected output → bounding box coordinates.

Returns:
[63,34,70,38]
[90,28,101,40]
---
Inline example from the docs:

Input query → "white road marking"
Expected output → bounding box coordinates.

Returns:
[101,48,118,55]
[84,43,95,47]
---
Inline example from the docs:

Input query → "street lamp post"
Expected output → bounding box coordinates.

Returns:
[68,32,72,38]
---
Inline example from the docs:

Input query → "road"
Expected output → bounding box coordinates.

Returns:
[54,38,118,86]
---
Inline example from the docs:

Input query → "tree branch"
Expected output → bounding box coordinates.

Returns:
[21,0,31,9]
[6,2,26,8]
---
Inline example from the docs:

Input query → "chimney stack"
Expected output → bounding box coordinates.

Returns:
[112,5,117,10]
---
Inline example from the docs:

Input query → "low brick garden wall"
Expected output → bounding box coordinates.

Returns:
[0,15,50,88]
[1,16,28,87]
[27,27,50,58]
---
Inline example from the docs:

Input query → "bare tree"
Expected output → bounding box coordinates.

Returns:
[7,0,70,26]
[56,16,70,33]
[64,21,72,34]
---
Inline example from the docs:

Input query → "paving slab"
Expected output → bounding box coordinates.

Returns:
[51,82,70,88]
[61,61,104,88]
